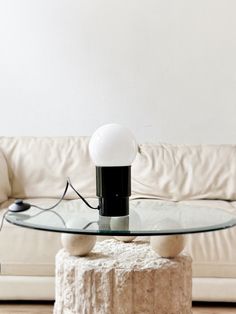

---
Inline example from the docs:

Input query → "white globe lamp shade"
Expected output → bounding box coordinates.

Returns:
[89,124,138,166]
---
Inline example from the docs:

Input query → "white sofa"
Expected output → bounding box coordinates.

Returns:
[0,137,236,301]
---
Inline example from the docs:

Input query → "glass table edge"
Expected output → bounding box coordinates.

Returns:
[5,215,236,236]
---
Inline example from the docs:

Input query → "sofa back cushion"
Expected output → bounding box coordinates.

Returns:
[1,138,236,201]
[0,137,95,199]
[0,149,11,203]
[132,144,236,201]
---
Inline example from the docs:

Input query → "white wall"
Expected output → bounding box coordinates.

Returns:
[0,0,236,144]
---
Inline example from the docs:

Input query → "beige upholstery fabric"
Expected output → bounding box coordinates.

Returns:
[0,138,236,301]
[192,277,236,302]
[1,276,236,302]
[2,137,236,202]
[0,197,98,276]
[0,137,95,199]
[132,144,236,201]
[182,200,236,278]
[0,199,61,276]
[0,276,55,300]
[0,149,11,203]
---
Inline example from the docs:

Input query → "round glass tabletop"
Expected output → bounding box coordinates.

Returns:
[5,199,236,236]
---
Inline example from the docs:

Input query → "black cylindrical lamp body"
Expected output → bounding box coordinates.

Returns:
[96,166,131,217]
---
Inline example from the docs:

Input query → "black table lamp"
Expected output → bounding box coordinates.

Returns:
[89,123,137,218]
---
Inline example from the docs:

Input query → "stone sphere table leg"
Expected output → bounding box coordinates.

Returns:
[54,239,192,314]
[150,235,186,258]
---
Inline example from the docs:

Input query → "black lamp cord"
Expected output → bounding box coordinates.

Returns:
[0,178,99,231]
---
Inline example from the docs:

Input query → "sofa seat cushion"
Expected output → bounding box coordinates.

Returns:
[0,198,62,276]
[181,200,236,278]
[0,197,100,276]
[131,198,236,278]
[1,198,236,278]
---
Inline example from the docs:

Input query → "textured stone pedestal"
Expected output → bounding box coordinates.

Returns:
[54,239,192,314]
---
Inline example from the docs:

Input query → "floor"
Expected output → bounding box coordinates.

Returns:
[192,303,236,314]
[0,302,53,314]
[0,302,235,314]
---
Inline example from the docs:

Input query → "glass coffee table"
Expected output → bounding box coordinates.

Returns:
[6,200,236,257]
[6,200,236,236]
[6,200,236,314]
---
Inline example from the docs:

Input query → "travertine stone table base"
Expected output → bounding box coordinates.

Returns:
[54,239,192,314]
